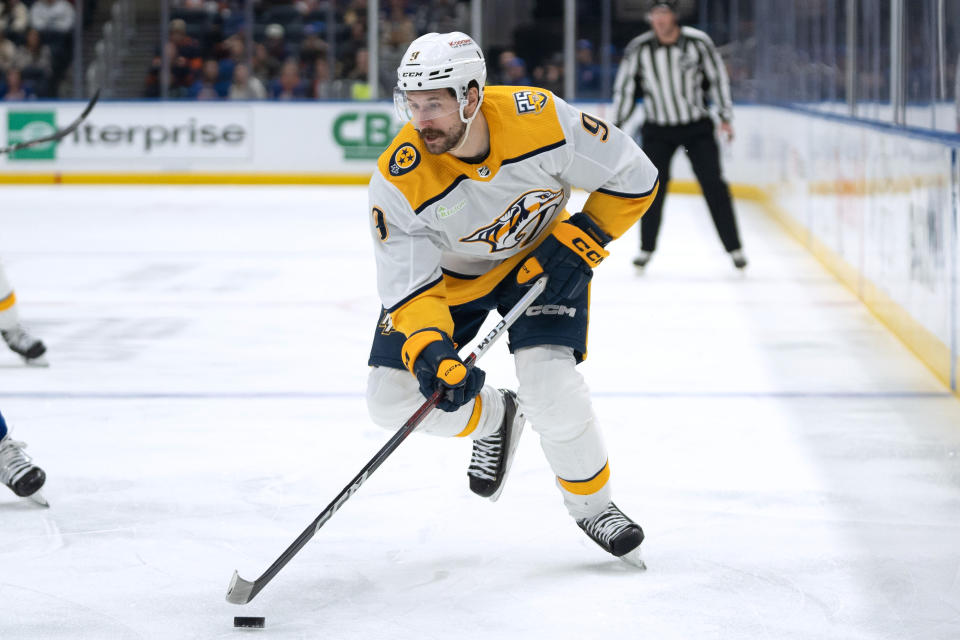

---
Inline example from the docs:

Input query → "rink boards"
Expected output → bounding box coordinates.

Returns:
[0,100,958,396]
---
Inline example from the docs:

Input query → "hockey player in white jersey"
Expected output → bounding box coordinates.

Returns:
[0,260,48,365]
[0,409,47,505]
[365,32,659,565]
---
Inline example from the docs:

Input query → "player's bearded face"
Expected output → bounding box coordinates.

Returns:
[417,118,467,154]
[406,91,466,154]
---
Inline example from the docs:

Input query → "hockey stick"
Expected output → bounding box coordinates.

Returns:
[0,89,100,155]
[226,275,548,605]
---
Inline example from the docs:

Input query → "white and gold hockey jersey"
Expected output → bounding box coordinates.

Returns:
[369,85,659,339]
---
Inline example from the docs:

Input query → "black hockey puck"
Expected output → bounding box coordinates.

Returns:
[233,616,265,628]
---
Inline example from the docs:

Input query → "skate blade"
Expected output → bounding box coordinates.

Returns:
[24,356,50,368]
[619,547,646,570]
[488,412,526,503]
[27,492,50,508]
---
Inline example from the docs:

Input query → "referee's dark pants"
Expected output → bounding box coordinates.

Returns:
[639,118,743,253]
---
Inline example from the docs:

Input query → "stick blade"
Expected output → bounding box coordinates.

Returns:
[225,570,256,604]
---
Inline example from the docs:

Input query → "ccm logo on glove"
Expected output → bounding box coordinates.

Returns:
[518,212,612,303]
[402,328,485,412]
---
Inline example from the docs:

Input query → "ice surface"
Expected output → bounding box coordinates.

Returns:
[1,186,959,639]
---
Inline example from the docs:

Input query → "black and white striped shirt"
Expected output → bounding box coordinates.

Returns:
[612,26,733,128]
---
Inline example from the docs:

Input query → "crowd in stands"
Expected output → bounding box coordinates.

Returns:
[142,0,611,102]
[144,0,473,100]
[0,0,77,99]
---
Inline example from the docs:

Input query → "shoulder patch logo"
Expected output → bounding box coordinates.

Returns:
[513,90,549,115]
[460,188,564,253]
[389,143,420,176]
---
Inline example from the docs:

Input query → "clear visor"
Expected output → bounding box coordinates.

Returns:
[393,86,464,123]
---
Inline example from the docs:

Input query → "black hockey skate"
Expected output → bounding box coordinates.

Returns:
[468,389,525,501]
[632,250,653,269]
[577,502,645,568]
[0,434,48,506]
[2,326,48,365]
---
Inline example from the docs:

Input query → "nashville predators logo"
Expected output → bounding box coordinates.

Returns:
[460,188,564,253]
[389,143,420,176]
[377,308,397,335]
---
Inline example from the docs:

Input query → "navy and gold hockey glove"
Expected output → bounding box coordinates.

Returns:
[518,212,612,303]
[402,328,486,412]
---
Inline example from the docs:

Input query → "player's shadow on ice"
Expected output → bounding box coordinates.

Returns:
[0,499,47,511]
[527,559,648,579]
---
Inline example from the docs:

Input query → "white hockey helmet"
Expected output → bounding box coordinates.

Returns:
[394,32,487,125]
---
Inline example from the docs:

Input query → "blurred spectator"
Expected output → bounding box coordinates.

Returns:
[0,0,29,36]
[264,24,289,66]
[144,19,202,97]
[14,29,52,78]
[298,24,327,69]
[0,30,16,71]
[252,43,276,84]
[270,59,306,100]
[2,68,32,100]
[213,34,245,87]
[28,0,74,33]
[340,19,367,77]
[495,50,517,85]
[381,0,416,50]
[220,34,245,64]
[504,56,530,86]
[575,39,600,96]
[309,57,332,99]
[532,54,564,96]
[345,48,371,99]
[168,18,201,60]
[144,41,196,98]
[345,47,369,82]
[228,63,265,99]
[189,58,228,100]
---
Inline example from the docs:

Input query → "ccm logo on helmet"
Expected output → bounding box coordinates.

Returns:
[401,71,423,77]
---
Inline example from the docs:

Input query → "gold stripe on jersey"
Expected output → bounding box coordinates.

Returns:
[377,86,567,214]
[389,280,455,339]
[583,180,660,239]
[0,291,16,312]
[558,461,610,496]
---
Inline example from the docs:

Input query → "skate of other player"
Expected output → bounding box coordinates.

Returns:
[0,260,48,366]
[365,32,659,566]
[0,409,48,507]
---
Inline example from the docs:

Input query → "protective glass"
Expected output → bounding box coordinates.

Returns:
[393,87,463,123]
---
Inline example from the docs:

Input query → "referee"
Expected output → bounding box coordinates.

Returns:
[612,0,747,270]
